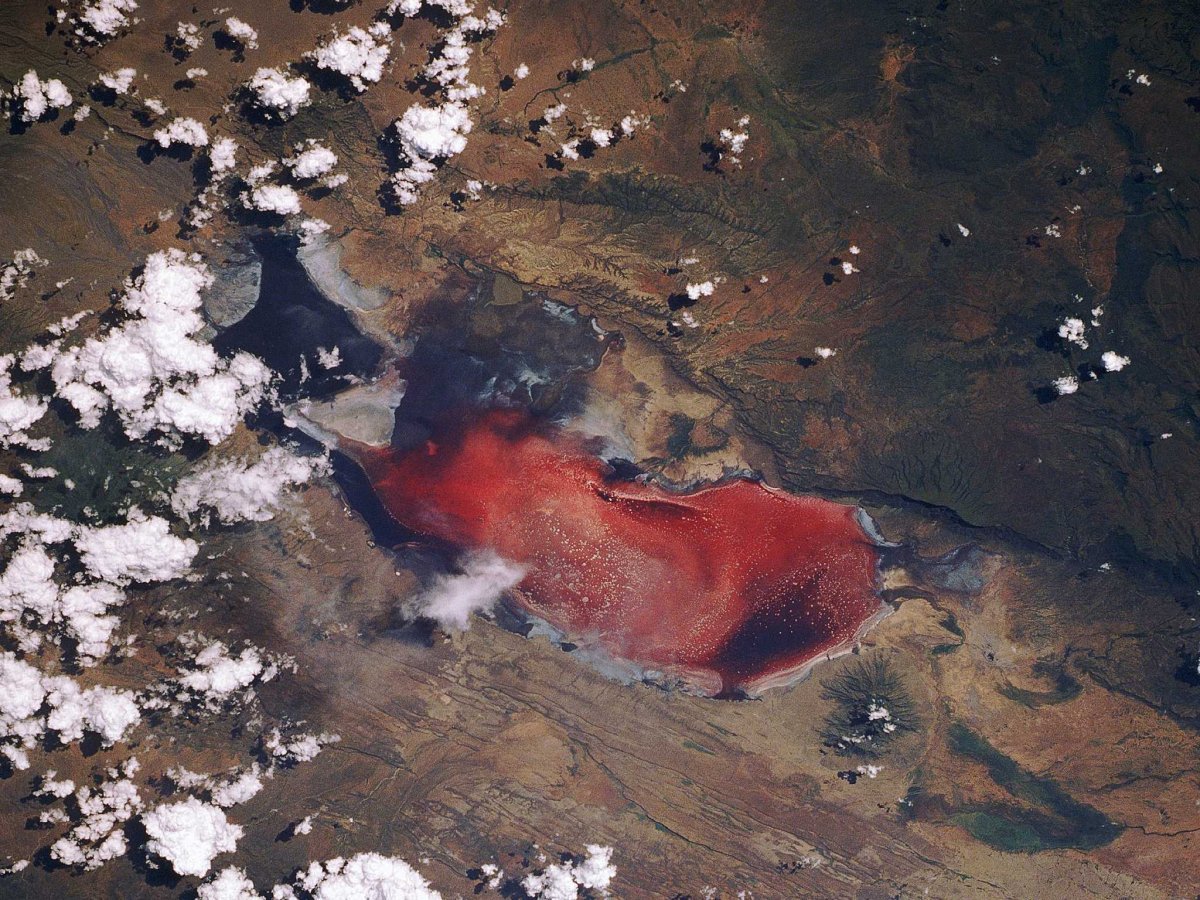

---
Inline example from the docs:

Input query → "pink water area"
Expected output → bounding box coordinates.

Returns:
[354,410,882,694]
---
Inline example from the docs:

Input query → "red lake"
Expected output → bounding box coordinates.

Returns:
[350,409,884,695]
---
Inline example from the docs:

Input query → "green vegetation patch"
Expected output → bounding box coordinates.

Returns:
[998,661,1082,709]
[30,425,185,525]
[945,722,1121,852]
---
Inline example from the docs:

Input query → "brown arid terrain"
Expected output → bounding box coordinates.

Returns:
[1,0,1200,897]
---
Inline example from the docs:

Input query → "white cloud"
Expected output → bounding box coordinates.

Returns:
[224,17,259,50]
[307,24,391,92]
[0,354,50,448]
[201,867,263,900]
[685,280,714,301]
[300,218,331,242]
[170,763,269,809]
[97,67,137,94]
[284,140,339,180]
[292,852,441,900]
[153,117,209,148]
[50,248,272,444]
[43,677,141,746]
[49,759,143,870]
[717,116,750,164]
[72,0,139,42]
[414,550,524,630]
[315,346,341,369]
[395,101,473,159]
[176,639,273,705]
[247,67,312,119]
[0,537,58,626]
[0,652,140,773]
[385,4,504,204]
[60,582,124,663]
[9,70,72,123]
[390,101,473,204]
[143,797,243,877]
[175,22,202,53]
[522,845,615,899]
[172,446,328,524]
[36,770,77,798]
[0,248,48,301]
[243,184,303,216]
[209,767,266,808]
[263,727,339,766]
[1053,374,1079,395]
[1101,351,1130,372]
[75,510,198,584]
[1057,316,1087,349]
[619,112,649,136]
[210,137,239,175]
[0,652,47,767]
[0,526,126,662]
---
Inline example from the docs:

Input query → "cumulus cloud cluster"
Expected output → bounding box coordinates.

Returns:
[198,866,261,900]
[75,510,198,584]
[47,248,272,445]
[306,23,392,93]
[246,67,312,120]
[0,356,50,450]
[0,248,48,301]
[0,501,196,666]
[717,116,750,165]
[223,17,259,51]
[174,21,202,54]
[148,634,290,713]
[237,140,348,223]
[0,653,139,771]
[522,845,616,899]
[7,70,72,123]
[0,246,340,879]
[1048,299,1133,397]
[388,0,505,205]
[287,852,442,900]
[143,796,243,877]
[153,116,209,149]
[47,758,142,869]
[0,3,647,885]
[551,106,651,165]
[262,726,340,766]
[243,182,304,216]
[96,66,136,95]
[64,0,139,43]
[284,139,341,182]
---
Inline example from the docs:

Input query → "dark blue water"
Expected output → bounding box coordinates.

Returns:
[214,235,383,402]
